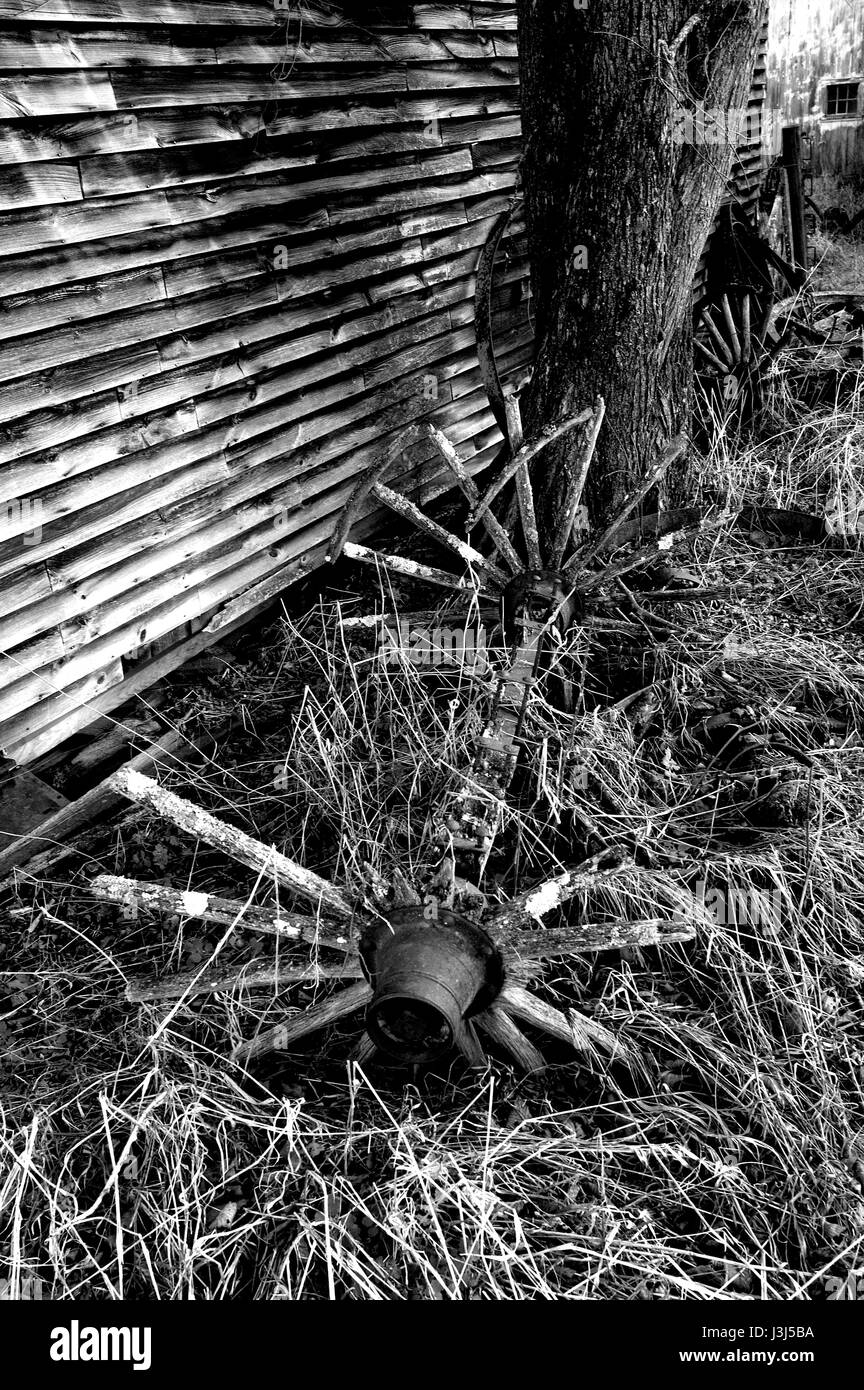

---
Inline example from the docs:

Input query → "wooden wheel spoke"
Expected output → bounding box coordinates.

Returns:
[475,1005,546,1072]
[516,474,542,571]
[89,874,355,952]
[425,423,479,503]
[720,292,742,363]
[696,287,772,427]
[474,508,525,575]
[128,960,363,1004]
[107,768,355,919]
[326,421,434,563]
[455,1020,487,1068]
[372,482,509,588]
[351,1032,378,1065]
[327,419,514,587]
[502,919,695,960]
[499,983,629,1059]
[694,337,730,373]
[573,431,687,569]
[342,541,489,594]
[505,392,543,569]
[548,395,606,568]
[471,405,596,525]
[232,981,373,1065]
[740,290,752,364]
[699,307,735,367]
[425,423,523,572]
[576,516,721,590]
[753,294,776,352]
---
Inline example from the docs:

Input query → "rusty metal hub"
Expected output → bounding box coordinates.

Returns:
[359,909,504,1062]
[501,568,582,648]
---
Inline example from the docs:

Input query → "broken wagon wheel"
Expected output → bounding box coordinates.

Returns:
[95,430,708,1076]
[694,289,767,424]
[324,419,516,592]
[97,425,708,1077]
[93,210,716,1076]
[95,771,705,1075]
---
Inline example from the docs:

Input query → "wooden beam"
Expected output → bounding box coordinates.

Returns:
[0,729,188,877]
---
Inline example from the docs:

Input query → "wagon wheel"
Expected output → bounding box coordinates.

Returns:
[324,205,556,594]
[94,212,714,1076]
[324,417,520,600]
[96,423,706,1074]
[694,289,768,425]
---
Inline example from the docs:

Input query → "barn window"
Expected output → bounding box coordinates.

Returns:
[825,82,860,118]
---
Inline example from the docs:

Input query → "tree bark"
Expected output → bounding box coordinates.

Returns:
[516,0,766,533]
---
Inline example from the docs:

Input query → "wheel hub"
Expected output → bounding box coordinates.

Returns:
[359,909,504,1063]
[501,568,582,647]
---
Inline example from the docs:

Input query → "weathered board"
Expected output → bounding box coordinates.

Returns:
[0,1,765,766]
[0,1,531,764]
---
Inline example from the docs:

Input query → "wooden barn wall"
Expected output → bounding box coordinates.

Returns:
[0,1,531,765]
[767,0,864,175]
[693,8,769,304]
[0,0,766,768]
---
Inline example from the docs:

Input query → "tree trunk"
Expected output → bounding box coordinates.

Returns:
[516,0,766,533]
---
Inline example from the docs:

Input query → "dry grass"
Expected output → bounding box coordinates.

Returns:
[3,322,864,1300]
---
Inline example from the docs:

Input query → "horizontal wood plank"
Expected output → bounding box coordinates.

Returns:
[0,161,83,211]
[0,391,515,722]
[0,2,517,29]
[0,3,763,768]
[0,95,519,166]
[0,148,478,256]
[0,73,118,120]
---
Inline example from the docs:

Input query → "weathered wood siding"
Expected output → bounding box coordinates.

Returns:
[0,1,766,767]
[0,1,530,764]
[767,0,864,175]
[694,8,769,304]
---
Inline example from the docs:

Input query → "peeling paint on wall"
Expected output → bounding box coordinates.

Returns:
[768,0,864,175]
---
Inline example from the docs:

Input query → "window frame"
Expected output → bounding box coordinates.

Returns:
[825,81,861,119]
